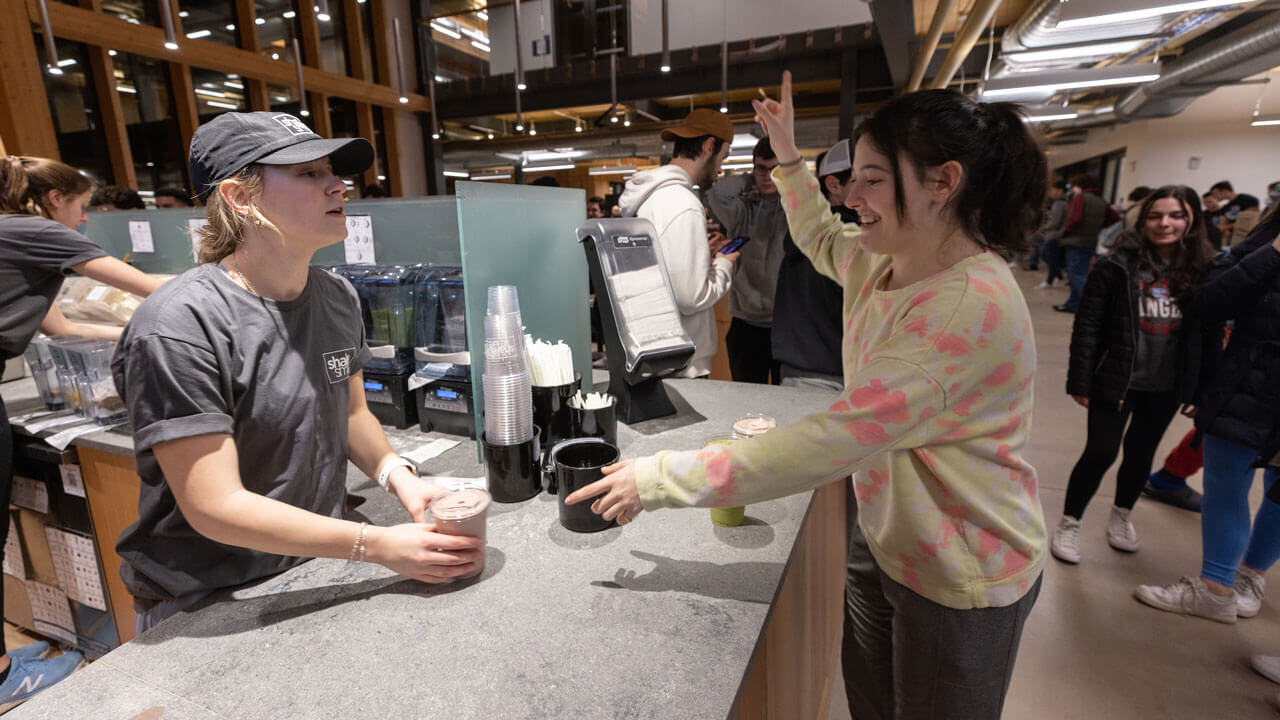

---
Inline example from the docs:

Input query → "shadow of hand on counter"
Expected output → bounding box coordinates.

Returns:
[592,550,781,605]
[135,548,506,642]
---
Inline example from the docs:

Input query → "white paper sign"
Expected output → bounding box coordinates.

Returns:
[343,214,375,264]
[11,475,49,514]
[188,218,210,262]
[27,581,77,646]
[4,526,24,580]
[45,528,106,612]
[59,464,86,498]
[128,220,155,253]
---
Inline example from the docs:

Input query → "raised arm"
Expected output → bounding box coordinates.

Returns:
[754,70,864,286]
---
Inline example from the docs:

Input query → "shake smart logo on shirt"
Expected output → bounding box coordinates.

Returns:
[323,348,356,384]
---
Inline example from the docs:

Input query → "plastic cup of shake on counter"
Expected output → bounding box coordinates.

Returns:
[707,414,778,527]
[429,488,492,579]
[702,432,745,527]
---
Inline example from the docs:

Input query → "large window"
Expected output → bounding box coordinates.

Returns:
[34,35,113,185]
[191,66,249,123]
[114,52,186,193]
[99,0,162,27]
[255,0,302,63]
[176,0,240,48]
[316,0,349,76]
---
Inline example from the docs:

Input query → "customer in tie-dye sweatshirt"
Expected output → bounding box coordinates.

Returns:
[570,74,1048,720]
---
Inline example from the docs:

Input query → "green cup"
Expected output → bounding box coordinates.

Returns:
[710,506,746,527]
[702,433,745,527]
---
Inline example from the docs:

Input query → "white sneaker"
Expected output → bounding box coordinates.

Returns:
[1034,281,1055,290]
[1252,655,1280,685]
[1051,516,1081,564]
[1134,576,1238,624]
[1107,506,1139,553]
[1236,566,1266,618]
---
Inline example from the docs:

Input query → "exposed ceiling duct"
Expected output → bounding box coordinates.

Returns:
[1114,9,1280,119]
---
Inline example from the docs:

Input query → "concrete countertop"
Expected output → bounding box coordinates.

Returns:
[7,378,837,720]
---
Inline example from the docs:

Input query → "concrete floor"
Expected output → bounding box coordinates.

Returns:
[826,267,1280,719]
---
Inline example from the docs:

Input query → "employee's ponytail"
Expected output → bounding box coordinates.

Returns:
[0,155,92,219]
[853,90,1048,256]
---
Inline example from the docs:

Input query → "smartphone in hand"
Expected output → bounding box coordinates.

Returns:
[719,236,750,255]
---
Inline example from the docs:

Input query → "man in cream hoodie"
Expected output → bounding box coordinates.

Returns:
[618,108,739,377]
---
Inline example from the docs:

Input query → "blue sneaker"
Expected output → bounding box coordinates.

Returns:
[0,649,84,712]
[6,641,50,662]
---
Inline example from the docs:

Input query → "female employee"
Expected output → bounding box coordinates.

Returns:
[112,112,481,631]
[1,156,164,707]
[570,72,1048,719]
[1051,185,1214,564]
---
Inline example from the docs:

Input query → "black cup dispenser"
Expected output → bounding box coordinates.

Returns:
[576,219,695,424]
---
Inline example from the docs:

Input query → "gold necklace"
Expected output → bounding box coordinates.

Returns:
[232,255,259,297]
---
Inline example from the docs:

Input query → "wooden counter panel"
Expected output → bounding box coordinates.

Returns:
[77,447,141,645]
[735,479,847,719]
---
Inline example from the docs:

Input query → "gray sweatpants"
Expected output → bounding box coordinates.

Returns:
[842,479,1041,720]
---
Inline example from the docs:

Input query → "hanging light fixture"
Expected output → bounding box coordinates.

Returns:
[719,5,728,112]
[512,0,526,91]
[393,18,409,103]
[315,0,331,22]
[292,38,310,117]
[35,0,63,75]
[660,0,671,73]
[158,0,180,50]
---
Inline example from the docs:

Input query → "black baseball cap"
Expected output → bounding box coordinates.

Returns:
[189,111,375,201]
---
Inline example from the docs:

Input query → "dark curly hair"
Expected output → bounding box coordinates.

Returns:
[853,89,1047,256]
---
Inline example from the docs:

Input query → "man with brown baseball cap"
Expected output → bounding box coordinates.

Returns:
[618,108,738,377]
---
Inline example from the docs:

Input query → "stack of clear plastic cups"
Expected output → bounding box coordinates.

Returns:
[482,313,533,445]
[482,285,540,501]
[487,285,521,318]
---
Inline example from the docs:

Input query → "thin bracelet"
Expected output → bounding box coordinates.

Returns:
[777,156,803,168]
[348,522,368,563]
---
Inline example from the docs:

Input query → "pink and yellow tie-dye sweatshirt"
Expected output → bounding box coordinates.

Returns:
[633,168,1046,609]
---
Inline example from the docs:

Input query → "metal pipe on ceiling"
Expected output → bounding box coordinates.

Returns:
[907,0,958,92]
[927,0,1003,90]
[1115,9,1280,120]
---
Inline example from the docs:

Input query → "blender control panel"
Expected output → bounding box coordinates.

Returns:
[364,380,393,405]
[422,386,470,413]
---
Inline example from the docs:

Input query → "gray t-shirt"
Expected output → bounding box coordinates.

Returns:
[1129,267,1182,394]
[0,213,108,359]
[112,263,371,602]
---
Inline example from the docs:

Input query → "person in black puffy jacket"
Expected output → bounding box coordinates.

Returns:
[1052,185,1216,565]
[1135,208,1280,624]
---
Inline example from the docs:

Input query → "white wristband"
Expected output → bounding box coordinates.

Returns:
[376,457,417,492]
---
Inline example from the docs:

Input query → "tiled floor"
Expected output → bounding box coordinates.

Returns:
[827,267,1280,719]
